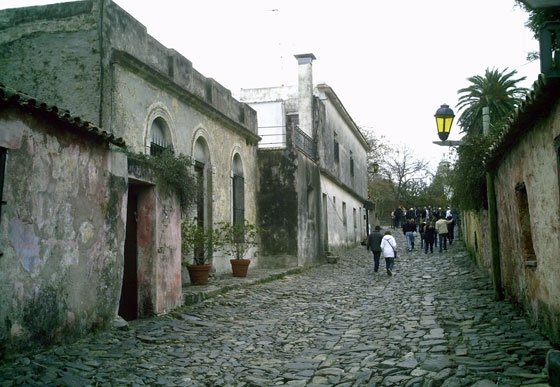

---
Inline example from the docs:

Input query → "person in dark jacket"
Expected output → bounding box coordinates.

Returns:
[366,225,384,273]
[424,223,436,254]
[402,218,417,251]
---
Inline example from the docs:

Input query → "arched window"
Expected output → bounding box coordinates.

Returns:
[193,136,211,229]
[232,154,244,225]
[150,117,173,156]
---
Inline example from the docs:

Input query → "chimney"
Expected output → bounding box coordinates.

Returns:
[294,53,316,137]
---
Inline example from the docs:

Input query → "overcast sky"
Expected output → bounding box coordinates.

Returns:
[1,0,541,169]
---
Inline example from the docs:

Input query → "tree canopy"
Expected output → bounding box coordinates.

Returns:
[456,68,527,135]
[451,67,528,210]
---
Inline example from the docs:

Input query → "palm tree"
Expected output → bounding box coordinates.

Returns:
[456,68,528,135]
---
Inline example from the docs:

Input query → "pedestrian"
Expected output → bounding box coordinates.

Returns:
[419,220,427,249]
[393,207,403,228]
[435,216,453,252]
[380,230,398,276]
[424,222,436,254]
[366,225,383,273]
[447,209,456,245]
[402,218,417,251]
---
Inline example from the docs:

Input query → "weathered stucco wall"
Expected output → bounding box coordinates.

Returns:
[321,175,366,254]
[257,149,299,268]
[0,1,101,124]
[462,210,491,269]
[492,100,560,346]
[0,106,127,357]
[318,92,369,199]
[295,153,323,267]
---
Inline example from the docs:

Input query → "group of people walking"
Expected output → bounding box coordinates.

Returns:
[391,206,456,229]
[367,206,460,276]
[365,225,397,276]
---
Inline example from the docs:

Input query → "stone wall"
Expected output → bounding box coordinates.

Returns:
[491,97,560,346]
[462,78,560,347]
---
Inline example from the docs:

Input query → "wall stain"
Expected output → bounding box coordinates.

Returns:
[8,218,41,274]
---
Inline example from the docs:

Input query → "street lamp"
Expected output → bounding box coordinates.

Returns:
[433,104,462,147]
[434,104,455,141]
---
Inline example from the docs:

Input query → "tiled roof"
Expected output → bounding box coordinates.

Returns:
[0,83,125,147]
[486,74,560,168]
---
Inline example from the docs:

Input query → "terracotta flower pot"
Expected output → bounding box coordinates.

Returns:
[230,259,250,278]
[187,264,211,285]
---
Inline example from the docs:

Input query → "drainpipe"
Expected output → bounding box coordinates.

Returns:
[294,53,316,138]
[484,106,504,300]
[98,0,106,127]
[0,148,5,256]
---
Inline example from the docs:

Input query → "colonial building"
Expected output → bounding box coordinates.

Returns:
[241,54,370,266]
[0,0,259,340]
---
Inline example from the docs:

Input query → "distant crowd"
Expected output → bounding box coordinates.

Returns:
[366,206,461,276]
[391,206,460,253]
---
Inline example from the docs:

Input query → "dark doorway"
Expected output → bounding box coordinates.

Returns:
[119,185,139,321]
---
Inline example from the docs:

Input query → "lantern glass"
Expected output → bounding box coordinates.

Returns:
[434,104,455,141]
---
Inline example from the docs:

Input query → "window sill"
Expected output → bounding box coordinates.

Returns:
[525,260,537,268]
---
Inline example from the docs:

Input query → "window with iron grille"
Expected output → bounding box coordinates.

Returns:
[334,139,339,163]
[150,118,173,156]
[233,173,245,226]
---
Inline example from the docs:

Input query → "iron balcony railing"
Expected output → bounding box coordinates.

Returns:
[295,126,317,160]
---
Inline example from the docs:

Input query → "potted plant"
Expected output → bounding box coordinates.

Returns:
[181,220,219,285]
[217,220,262,277]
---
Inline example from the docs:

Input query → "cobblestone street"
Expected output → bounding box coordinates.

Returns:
[0,229,554,386]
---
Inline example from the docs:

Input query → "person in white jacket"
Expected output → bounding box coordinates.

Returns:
[380,230,398,276]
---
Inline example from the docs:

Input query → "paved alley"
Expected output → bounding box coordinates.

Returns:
[0,228,555,386]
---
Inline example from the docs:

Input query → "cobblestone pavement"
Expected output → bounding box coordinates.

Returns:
[0,229,556,386]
